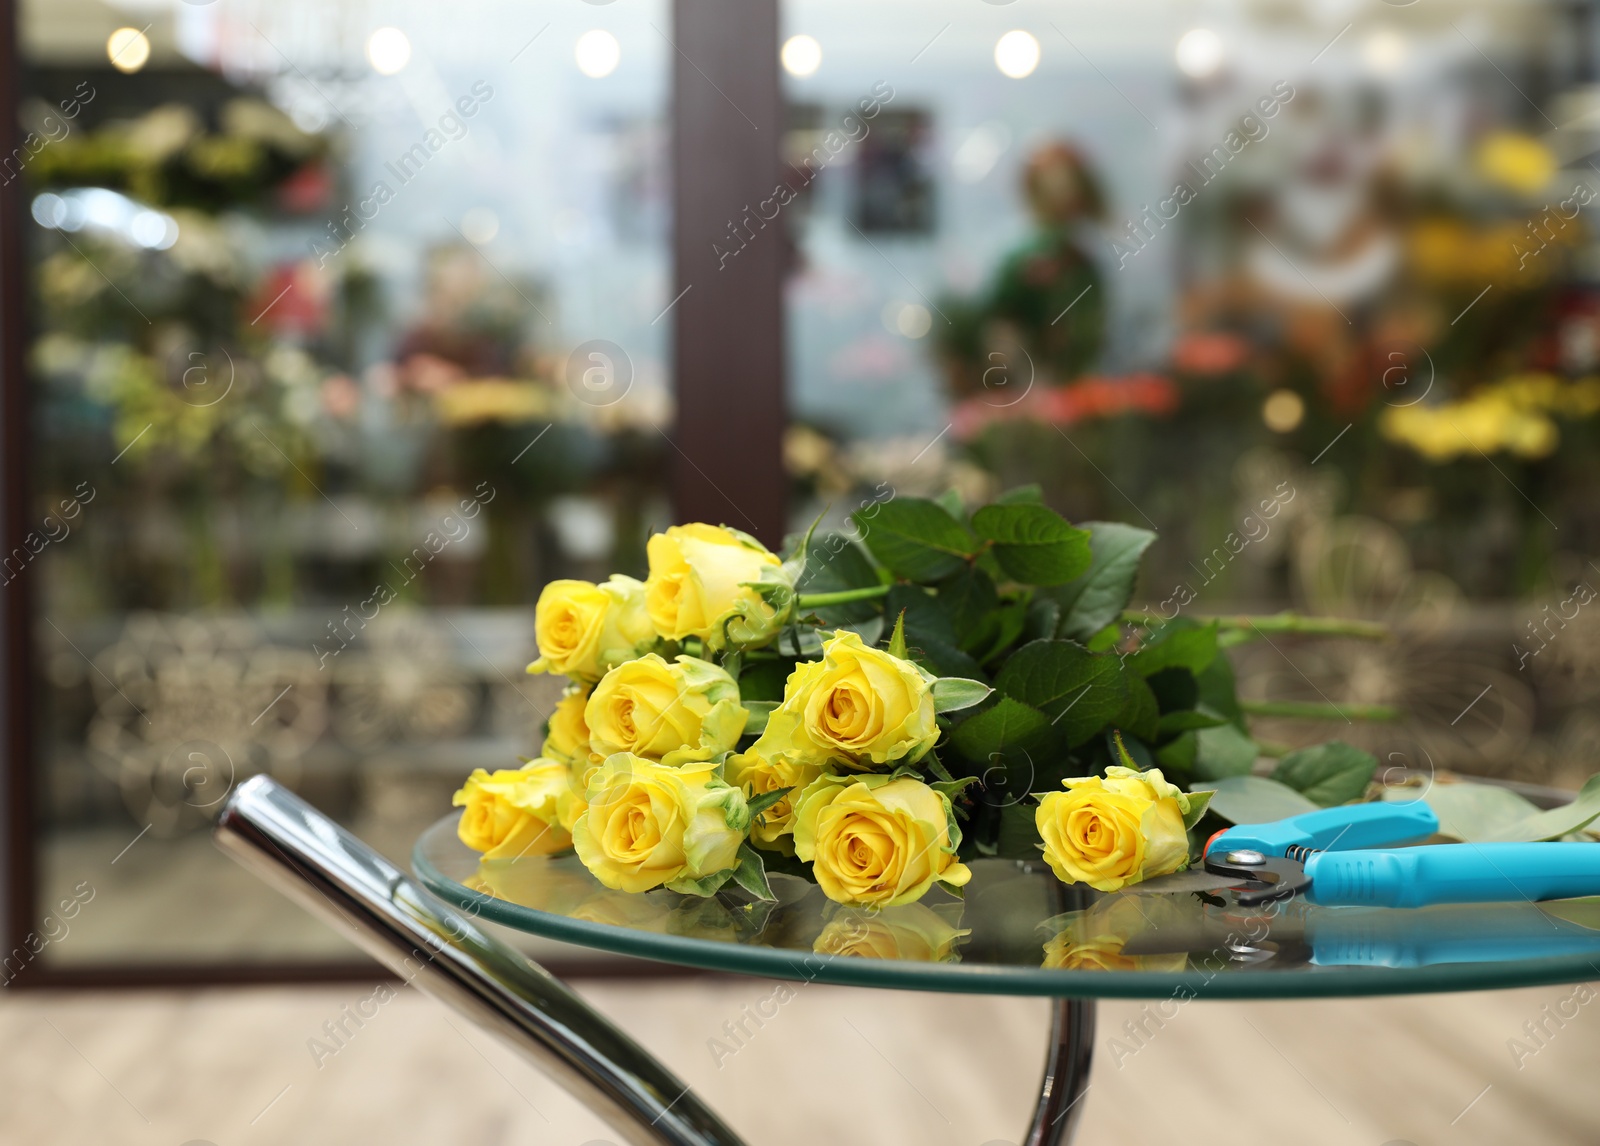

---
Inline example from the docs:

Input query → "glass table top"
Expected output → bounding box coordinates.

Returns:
[413,817,1600,1000]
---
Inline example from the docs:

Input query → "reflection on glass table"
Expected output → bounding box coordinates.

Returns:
[414,816,1600,998]
[215,777,1600,1146]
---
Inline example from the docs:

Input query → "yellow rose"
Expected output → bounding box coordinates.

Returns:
[725,746,826,855]
[813,904,969,962]
[572,754,750,894]
[792,773,971,907]
[528,575,655,682]
[1035,765,1191,892]
[585,654,747,766]
[452,759,575,861]
[543,686,592,768]
[645,523,794,650]
[762,630,938,771]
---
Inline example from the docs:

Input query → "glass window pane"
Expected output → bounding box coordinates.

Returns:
[781,2,1595,786]
[22,0,673,967]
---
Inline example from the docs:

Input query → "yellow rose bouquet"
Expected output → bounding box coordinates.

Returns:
[455,490,1396,905]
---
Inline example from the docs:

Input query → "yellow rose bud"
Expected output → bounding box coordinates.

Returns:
[585,653,748,766]
[543,686,592,768]
[792,773,971,907]
[1035,767,1191,892]
[452,760,574,861]
[645,523,794,650]
[572,754,749,894]
[528,575,655,683]
[813,904,970,963]
[764,630,938,770]
[725,746,826,856]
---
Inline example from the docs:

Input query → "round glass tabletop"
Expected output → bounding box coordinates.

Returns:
[413,816,1600,1000]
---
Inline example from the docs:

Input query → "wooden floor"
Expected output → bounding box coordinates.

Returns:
[1,976,1595,1145]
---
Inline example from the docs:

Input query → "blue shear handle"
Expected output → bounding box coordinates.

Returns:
[1307,844,1600,908]
[1210,801,1439,857]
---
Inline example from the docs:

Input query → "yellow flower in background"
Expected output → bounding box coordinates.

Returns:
[433,379,553,427]
[725,746,826,855]
[585,654,747,765]
[572,754,749,894]
[645,523,794,650]
[1035,766,1191,893]
[1378,373,1597,462]
[528,575,656,682]
[761,630,938,771]
[792,773,970,907]
[1477,132,1556,196]
[453,759,575,861]
[813,903,970,962]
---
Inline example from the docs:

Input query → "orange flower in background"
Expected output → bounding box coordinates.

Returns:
[952,372,1179,439]
[1171,331,1250,375]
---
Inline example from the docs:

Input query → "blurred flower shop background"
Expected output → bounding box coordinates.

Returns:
[11,0,1600,974]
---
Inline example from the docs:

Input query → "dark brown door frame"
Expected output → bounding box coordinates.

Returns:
[671,0,788,548]
[0,1,786,987]
[0,0,34,984]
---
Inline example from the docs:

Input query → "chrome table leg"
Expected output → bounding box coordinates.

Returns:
[214,775,748,1146]
[1024,997,1095,1146]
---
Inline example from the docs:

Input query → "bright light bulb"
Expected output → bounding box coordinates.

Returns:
[576,30,621,78]
[366,27,412,75]
[1262,389,1305,433]
[461,207,499,245]
[1175,28,1224,79]
[1363,29,1407,76]
[782,34,822,77]
[994,30,1040,79]
[107,28,151,74]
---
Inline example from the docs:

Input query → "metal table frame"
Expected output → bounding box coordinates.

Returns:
[215,775,1095,1145]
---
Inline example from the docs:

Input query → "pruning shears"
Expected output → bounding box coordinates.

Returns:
[1129,800,1600,908]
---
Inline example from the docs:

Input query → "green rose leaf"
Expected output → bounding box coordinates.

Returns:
[1272,741,1378,807]
[1383,781,1543,842]
[741,700,778,735]
[1481,774,1600,842]
[1196,775,1320,824]
[744,786,792,821]
[1157,706,1228,734]
[729,843,777,901]
[1046,521,1158,642]
[1192,723,1259,780]
[932,677,993,714]
[1129,621,1219,678]
[853,498,977,582]
[794,532,885,623]
[993,638,1128,747]
[996,801,1045,860]
[1180,788,1214,830]
[995,483,1044,505]
[949,696,1054,761]
[970,503,1092,586]
[936,566,999,643]
[1112,675,1161,741]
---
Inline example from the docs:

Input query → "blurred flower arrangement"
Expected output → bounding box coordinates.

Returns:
[1381,374,1600,462]
[451,491,1393,909]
